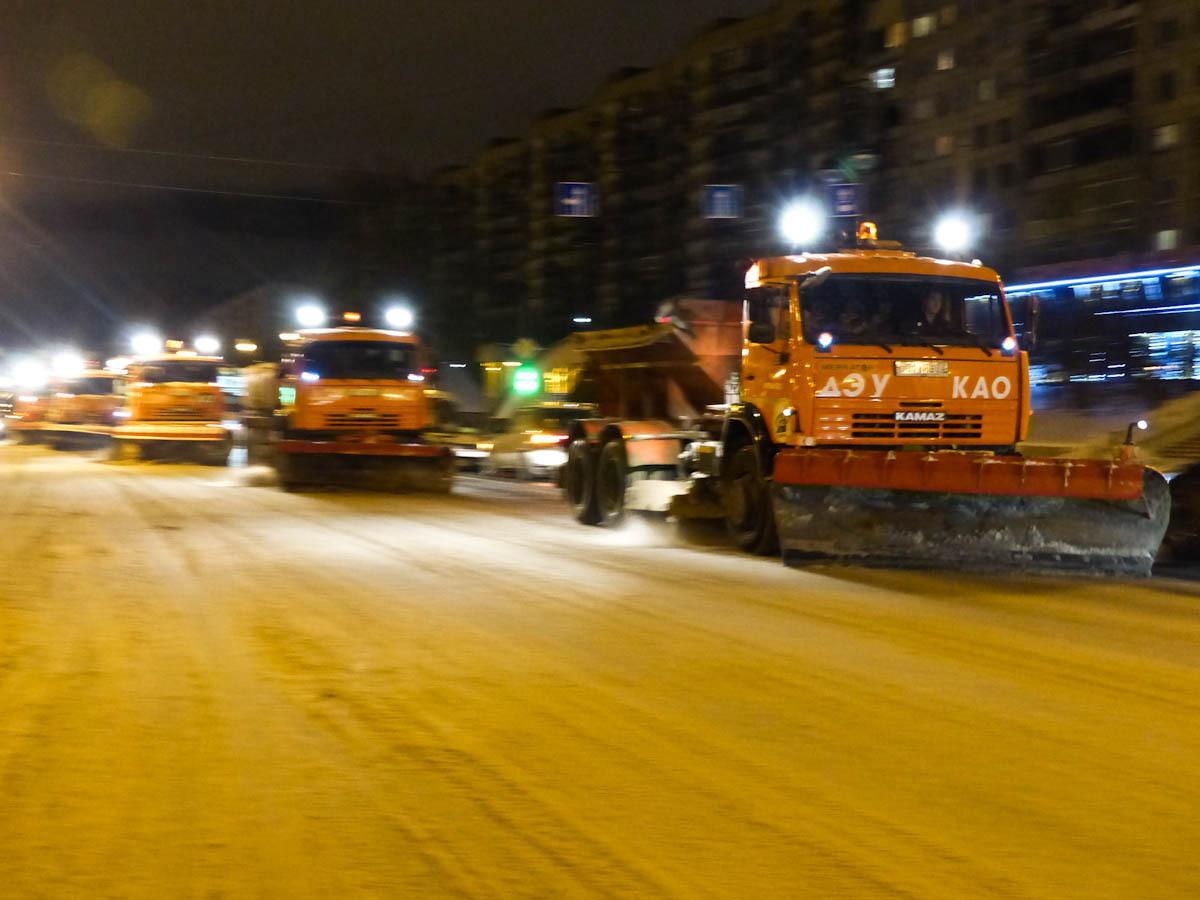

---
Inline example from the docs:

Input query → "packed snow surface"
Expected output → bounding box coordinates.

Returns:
[1,445,1199,897]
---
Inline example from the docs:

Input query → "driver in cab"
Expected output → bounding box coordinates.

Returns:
[916,290,953,336]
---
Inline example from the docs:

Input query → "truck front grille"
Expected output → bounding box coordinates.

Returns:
[817,412,983,441]
[152,407,210,421]
[324,410,405,429]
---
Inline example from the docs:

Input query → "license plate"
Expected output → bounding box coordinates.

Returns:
[350,389,380,397]
[895,360,950,377]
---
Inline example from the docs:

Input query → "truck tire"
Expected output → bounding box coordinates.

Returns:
[723,443,778,555]
[563,439,600,525]
[596,439,628,527]
[275,453,303,491]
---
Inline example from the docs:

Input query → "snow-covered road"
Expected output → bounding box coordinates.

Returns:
[1,444,1198,898]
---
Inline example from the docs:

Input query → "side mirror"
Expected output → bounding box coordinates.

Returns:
[1025,295,1041,352]
[748,321,776,344]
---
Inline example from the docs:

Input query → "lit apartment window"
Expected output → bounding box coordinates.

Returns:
[1153,123,1180,149]
[912,14,936,37]
[885,22,907,48]
[935,134,954,156]
[936,49,955,71]
[978,77,996,101]
[940,4,958,26]
[1156,229,1180,251]
[872,67,896,89]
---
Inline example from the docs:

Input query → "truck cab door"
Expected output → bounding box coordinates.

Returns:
[743,285,794,432]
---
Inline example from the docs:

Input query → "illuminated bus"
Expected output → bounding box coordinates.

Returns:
[1005,263,1200,384]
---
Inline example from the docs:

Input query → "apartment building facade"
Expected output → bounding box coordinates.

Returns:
[428,0,1200,356]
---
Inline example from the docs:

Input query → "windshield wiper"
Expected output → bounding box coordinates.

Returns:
[964,334,994,357]
[907,335,945,355]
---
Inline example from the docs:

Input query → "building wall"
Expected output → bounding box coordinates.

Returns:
[428,0,1200,351]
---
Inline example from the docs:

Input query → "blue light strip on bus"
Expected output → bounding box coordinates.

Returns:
[1094,303,1200,316]
[1006,264,1200,292]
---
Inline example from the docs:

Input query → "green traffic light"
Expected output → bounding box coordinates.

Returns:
[513,366,540,394]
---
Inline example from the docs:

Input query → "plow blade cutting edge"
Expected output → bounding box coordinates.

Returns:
[771,450,1170,577]
[274,441,453,493]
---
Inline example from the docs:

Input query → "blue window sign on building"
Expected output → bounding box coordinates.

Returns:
[704,184,742,219]
[555,183,597,217]
[830,183,859,217]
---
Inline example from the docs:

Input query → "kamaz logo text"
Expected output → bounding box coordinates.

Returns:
[894,411,945,422]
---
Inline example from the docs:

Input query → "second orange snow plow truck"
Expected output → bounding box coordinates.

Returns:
[273,324,453,492]
[562,230,1170,576]
[113,355,233,463]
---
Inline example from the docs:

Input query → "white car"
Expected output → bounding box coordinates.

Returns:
[481,403,598,480]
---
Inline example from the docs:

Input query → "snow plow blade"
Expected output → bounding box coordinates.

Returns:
[771,450,1170,577]
[274,440,453,493]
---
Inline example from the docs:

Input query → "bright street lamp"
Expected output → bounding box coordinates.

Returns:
[296,304,326,328]
[934,212,974,253]
[779,199,826,247]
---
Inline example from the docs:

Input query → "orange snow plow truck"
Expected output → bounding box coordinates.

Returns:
[42,369,125,448]
[562,232,1170,576]
[5,390,48,443]
[113,355,233,463]
[272,326,453,492]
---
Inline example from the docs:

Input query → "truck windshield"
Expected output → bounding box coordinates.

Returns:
[143,362,221,384]
[302,341,415,380]
[800,274,1009,348]
[63,377,116,395]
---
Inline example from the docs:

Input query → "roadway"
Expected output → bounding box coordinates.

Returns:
[0,443,1198,898]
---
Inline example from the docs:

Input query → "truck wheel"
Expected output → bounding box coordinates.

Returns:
[205,442,230,466]
[723,443,778,555]
[275,454,302,491]
[563,439,600,525]
[596,439,628,527]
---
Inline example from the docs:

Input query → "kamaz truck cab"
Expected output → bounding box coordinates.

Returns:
[273,319,453,492]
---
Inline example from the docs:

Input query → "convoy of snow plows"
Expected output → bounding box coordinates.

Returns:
[6,222,1199,576]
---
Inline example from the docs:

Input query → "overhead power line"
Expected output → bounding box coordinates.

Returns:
[3,135,355,171]
[4,170,371,205]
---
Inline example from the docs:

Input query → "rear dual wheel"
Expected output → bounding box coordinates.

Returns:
[563,439,599,524]
[563,438,628,527]
[595,440,628,527]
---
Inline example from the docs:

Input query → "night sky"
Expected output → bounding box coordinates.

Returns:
[0,0,772,351]
[4,0,773,181]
